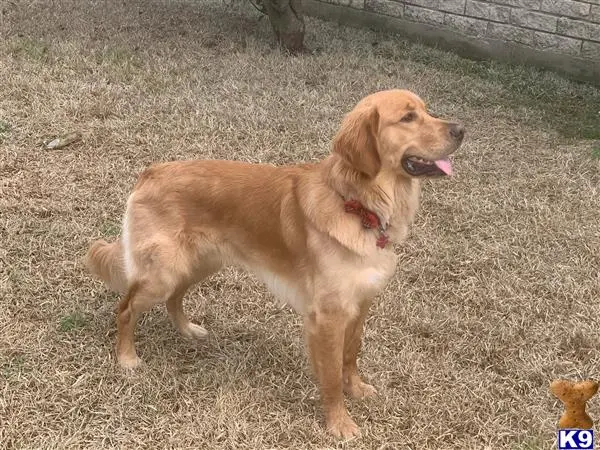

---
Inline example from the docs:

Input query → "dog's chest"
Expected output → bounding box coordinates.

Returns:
[254,269,306,314]
[250,245,397,313]
[353,252,397,297]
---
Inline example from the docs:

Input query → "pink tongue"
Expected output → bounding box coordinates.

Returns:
[434,158,452,176]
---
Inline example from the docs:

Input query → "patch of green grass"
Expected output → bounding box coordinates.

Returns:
[0,120,11,143]
[513,441,544,450]
[59,311,87,332]
[100,221,121,237]
[1,355,26,379]
[11,37,50,61]
[94,45,140,67]
[511,434,549,450]
[592,145,600,159]
[92,45,142,82]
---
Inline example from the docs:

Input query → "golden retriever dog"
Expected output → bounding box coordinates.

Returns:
[86,89,464,438]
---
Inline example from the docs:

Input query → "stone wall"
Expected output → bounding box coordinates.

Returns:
[303,0,600,83]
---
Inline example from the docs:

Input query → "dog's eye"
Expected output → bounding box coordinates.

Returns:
[400,112,416,123]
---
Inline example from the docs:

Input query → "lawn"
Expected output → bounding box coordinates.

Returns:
[1,0,599,448]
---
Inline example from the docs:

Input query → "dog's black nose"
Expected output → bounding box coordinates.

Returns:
[449,123,465,141]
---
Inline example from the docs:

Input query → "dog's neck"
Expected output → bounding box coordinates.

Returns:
[322,155,421,234]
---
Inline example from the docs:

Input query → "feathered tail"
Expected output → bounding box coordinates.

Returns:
[85,239,128,294]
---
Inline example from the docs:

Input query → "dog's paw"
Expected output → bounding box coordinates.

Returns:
[327,412,361,440]
[119,355,143,370]
[345,380,378,400]
[182,322,209,340]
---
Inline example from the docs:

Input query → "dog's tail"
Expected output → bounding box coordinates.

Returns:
[85,239,128,294]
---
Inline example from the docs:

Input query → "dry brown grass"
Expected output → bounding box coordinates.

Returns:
[1,0,600,448]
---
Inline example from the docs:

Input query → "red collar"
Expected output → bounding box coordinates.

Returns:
[343,199,389,249]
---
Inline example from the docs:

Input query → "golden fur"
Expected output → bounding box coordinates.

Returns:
[86,89,464,438]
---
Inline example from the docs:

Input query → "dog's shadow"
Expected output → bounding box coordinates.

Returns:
[151,310,306,373]
[91,290,314,405]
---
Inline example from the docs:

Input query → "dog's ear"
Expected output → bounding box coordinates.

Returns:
[333,105,381,178]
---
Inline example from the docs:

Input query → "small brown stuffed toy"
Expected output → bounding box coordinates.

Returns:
[550,379,599,429]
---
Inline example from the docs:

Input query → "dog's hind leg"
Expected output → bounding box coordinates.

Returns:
[166,286,208,340]
[116,278,185,369]
[166,254,221,340]
[116,282,145,369]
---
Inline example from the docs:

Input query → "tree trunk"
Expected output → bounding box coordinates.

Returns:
[262,0,305,53]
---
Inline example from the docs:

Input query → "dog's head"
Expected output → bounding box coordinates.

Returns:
[332,89,464,179]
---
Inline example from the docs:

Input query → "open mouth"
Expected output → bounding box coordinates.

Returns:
[402,156,453,177]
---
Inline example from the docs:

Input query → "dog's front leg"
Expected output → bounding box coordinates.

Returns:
[305,305,360,439]
[343,299,377,399]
